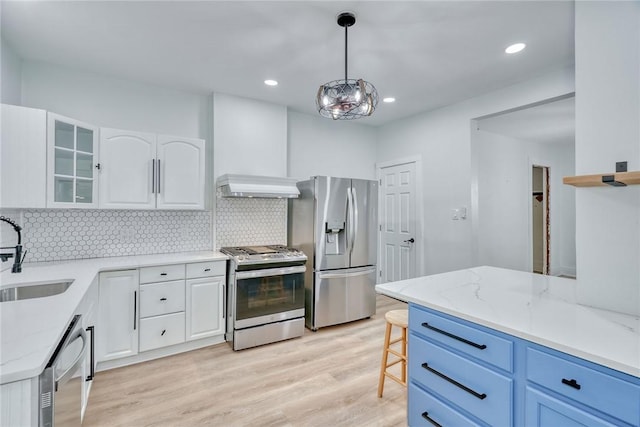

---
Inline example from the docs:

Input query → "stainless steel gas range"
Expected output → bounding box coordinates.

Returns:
[220,245,307,350]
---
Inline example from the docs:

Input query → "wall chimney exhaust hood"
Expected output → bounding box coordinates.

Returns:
[217,174,300,198]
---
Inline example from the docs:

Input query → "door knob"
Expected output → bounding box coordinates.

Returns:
[404,238,415,243]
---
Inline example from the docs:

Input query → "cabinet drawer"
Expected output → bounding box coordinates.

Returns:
[409,382,481,427]
[527,347,640,426]
[139,280,185,318]
[140,264,185,284]
[410,305,513,372]
[186,261,225,279]
[139,312,185,352]
[410,335,513,427]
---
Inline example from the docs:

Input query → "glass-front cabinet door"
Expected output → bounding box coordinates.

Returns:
[47,113,99,207]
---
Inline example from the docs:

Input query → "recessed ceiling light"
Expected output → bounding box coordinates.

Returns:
[264,79,278,86]
[505,43,526,54]
[383,97,396,103]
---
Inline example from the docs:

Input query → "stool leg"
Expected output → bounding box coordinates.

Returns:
[378,322,392,398]
[401,326,407,384]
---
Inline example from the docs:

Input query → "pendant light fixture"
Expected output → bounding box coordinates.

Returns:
[316,12,379,120]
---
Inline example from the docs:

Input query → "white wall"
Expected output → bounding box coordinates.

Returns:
[1,38,22,105]
[19,60,214,209]
[212,92,287,179]
[21,60,210,139]
[574,2,640,315]
[473,129,575,276]
[376,67,575,275]
[287,111,378,181]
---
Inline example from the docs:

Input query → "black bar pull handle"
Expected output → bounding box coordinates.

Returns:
[204,268,211,272]
[85,325,95,381]
[160,272,168,276]
[161,329,166,336]
[421,322,487,350]
[562,378,581,390]
[421,412,442,427]
[422,363,487,400]
[133,291,137,331]
[160,297,167,302]
[151,159,156,193]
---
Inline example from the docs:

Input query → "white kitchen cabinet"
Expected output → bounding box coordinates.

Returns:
[80,276,98,422]
[0,378,37,427]
[1,104,47,208]
[139,312,186,352]
[47,112,99,208]
[99,128,205,210]
[97,270,139,362]
[98,128,156,209]
[156,135,206,209]
[138,264,187,352]
[186,276,225,341]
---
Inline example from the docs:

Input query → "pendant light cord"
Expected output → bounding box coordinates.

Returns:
[344,24,348,80]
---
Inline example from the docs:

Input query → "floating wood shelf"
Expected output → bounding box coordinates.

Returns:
[563,171,640,187]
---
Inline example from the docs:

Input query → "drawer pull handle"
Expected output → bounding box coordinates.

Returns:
[561,378,581,390]
[160,273,168,276]
[161,329,166,336]
[421,412,442,427]
[421,362,487,400]
[204,268,211,272]
[421,322,487,350]
[160,297,167,302]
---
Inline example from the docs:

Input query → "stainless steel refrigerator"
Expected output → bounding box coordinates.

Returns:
[288,176,378,330]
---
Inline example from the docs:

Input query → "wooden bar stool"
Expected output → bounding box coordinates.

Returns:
[377,309,408,397]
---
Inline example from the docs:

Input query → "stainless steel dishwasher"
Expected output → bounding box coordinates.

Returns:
[39,314,87,427]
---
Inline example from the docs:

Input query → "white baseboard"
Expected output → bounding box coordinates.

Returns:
[97,335,226,372]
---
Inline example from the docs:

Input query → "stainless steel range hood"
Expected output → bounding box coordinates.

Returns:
[217,174,300,198]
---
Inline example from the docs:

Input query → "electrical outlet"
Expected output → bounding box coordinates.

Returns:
[451,207,467,220]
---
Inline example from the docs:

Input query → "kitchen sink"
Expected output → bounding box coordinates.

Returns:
[0,280,74,302]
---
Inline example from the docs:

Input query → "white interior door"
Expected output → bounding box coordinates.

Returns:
[378,161,418,282]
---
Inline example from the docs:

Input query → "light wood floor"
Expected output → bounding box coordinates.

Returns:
[84,295,408,427]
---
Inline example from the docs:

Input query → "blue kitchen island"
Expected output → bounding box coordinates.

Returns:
[376,266,640,427]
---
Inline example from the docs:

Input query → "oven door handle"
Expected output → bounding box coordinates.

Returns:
[235,265,306,280]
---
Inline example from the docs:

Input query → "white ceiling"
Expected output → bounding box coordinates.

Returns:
[477,96,575,144]
[1,1,575,127]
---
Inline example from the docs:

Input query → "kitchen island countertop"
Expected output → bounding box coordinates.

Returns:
[0,251,227,384]
[376,266,640,378]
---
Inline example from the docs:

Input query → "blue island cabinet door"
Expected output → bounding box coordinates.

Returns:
[525,387,621,427]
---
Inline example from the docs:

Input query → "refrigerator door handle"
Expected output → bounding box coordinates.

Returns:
[347,186,355,255]
[317,266,376,279]
[351,185,359,253]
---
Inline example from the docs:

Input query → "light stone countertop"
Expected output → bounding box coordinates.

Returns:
[0,251,228,385]
[375,266,640,378]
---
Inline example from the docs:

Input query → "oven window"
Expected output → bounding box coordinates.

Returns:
[236,272,304,321]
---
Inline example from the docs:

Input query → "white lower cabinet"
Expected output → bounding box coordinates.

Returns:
[97,260,226,368]
[139,312,186,352]
[80,276,99,421]
[97,270,139,362]
[186,276,225,341]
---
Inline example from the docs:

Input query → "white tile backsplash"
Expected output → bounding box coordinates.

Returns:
[215,190,287,247]
[0,209,213,263]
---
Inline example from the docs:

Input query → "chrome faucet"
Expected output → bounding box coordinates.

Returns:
[0,216,25,273]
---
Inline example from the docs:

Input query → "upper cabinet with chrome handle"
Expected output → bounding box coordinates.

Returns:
[98,128,206,210]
